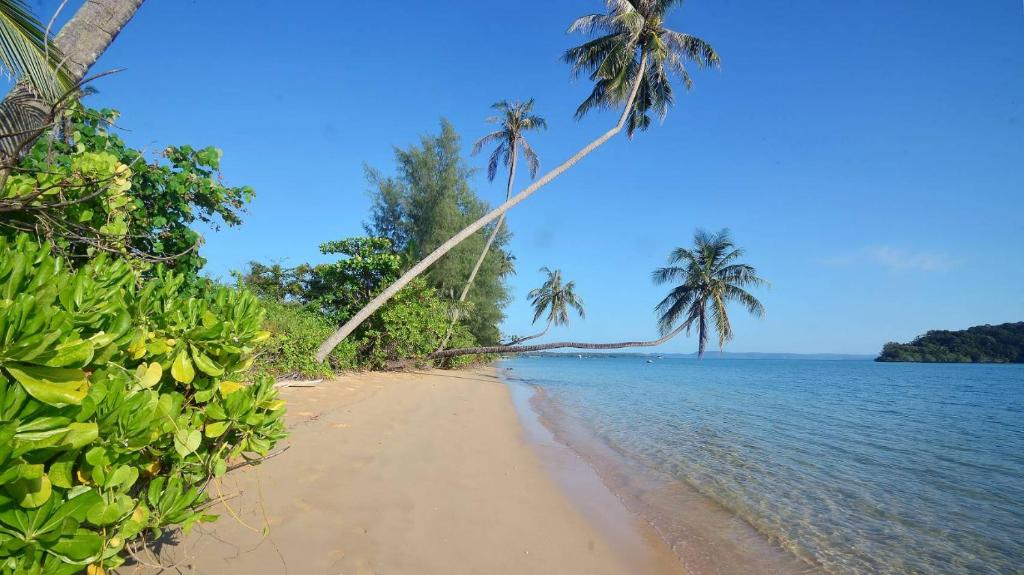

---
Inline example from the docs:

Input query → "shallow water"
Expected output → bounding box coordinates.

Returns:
[502,356,1024,575]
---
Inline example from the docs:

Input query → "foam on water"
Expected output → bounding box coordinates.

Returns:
[502,356,1024,575]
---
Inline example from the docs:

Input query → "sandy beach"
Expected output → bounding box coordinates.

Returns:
[140,367,684,574]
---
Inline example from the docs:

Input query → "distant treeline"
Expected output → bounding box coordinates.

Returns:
[877,322,1024,363]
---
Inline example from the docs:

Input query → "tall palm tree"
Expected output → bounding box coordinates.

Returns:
[0,0,144,162]
[513,267,585,344]
[428,229,765,360]
[436,100,546,350]
[652,229,767,357]
[318,0,719,361]
[566,0,719,137]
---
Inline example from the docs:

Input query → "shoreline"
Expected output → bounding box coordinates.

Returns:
[501,364,821,575]
[142,367,684,574]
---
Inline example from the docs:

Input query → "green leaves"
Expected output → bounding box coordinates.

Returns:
[172,429,201,458]
[6,364,89,406]
[170,351,195,384]
[0,234,287,572]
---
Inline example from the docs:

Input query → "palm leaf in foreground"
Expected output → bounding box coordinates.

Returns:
[0,0,69,103]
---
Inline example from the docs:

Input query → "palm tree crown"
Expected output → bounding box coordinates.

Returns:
[471,99,547,182]
[528,267,586,327]
[653,229,766,357]
[564,0,720,136]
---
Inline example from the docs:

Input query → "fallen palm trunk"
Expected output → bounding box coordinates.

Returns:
[427,324,686,360]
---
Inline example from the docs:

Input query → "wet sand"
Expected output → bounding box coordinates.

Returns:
[140,367,684,574]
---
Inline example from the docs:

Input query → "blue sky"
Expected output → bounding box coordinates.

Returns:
[30,0,1024,354]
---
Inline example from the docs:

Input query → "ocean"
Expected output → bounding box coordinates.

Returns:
[502,355,1024,575]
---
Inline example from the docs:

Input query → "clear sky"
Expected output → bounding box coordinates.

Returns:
[29,0,1024,354]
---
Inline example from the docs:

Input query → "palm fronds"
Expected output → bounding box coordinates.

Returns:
[471,99,547,182]
[653,229,767,356]
[0,0,70,102]
[564,0,720,136]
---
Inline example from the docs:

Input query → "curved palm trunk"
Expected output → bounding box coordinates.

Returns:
[435,146,518,351]
[427,324,687,360]
[317,53,650,362]
[0,0,145,162]
[506,320,550,345]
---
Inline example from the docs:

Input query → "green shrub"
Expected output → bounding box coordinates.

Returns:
[0,235,286,574]
[357,279,473,370]
[253,301,355,378]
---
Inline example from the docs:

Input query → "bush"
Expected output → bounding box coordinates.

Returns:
[0,235,286,574]
[253,301,355,378]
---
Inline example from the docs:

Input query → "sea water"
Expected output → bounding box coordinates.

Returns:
[502,356,1024,575]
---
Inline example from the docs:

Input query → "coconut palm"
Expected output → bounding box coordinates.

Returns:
[436,100,546,350]
[512,267,585,344]
[0,0,144,162]
[429,229,766,360]
[565,0,720,137]
[318,0,719,361]
[652,229,767,357]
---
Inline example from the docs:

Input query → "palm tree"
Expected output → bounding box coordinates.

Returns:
[511,267,585,344]
[428,229,765,360]
[318,0,720,361]
[0,0,144,163]
[0,0,69,103]
[652,229,767,357]
[436,100,546,350]
[565,0,720,136]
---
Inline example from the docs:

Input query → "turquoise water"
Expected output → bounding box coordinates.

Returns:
[503,356,1024,575]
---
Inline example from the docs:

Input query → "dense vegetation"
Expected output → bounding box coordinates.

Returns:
[0,95,289,572]
[877,323,1024,363]
[0,235,285,574]
[239,122,507,376]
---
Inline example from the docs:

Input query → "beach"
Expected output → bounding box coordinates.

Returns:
[146,367,684,574]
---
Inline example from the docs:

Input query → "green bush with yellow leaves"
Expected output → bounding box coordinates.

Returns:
[0,234,286,574]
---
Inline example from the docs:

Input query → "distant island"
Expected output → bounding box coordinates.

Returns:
[876,322,1024,363]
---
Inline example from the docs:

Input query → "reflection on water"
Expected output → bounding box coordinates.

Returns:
[503,356,1024,575]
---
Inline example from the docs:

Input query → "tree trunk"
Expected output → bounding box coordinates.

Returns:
[0,0,145,161]
[317,52,650,362]
[428,324,687,360]
[436,144,518,351]
[506,320,550,345]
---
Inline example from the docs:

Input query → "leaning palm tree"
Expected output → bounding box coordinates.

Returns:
[436,100,546,350]
[428,229,765,360]
[0,0,144,162]
[652,229,767,357]
[318,0,720,361]
[512,267,585,344]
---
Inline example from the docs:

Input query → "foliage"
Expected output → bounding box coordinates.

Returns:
[528,267,586,327]
[234,261,309,303]
[0,234,285,574]
[0,0,69,103]
[305,237,404,322]
[877,322,1024,363]
[357,278,475,370]
[252,300,355,379]
[652,229,767,356]
[2,107,254,275]
[238,236,476,372]
[365,121,513,345]
[471,99,547,181]
[564,0,720,136]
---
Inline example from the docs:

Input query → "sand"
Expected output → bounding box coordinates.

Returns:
[138,367,685,574]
